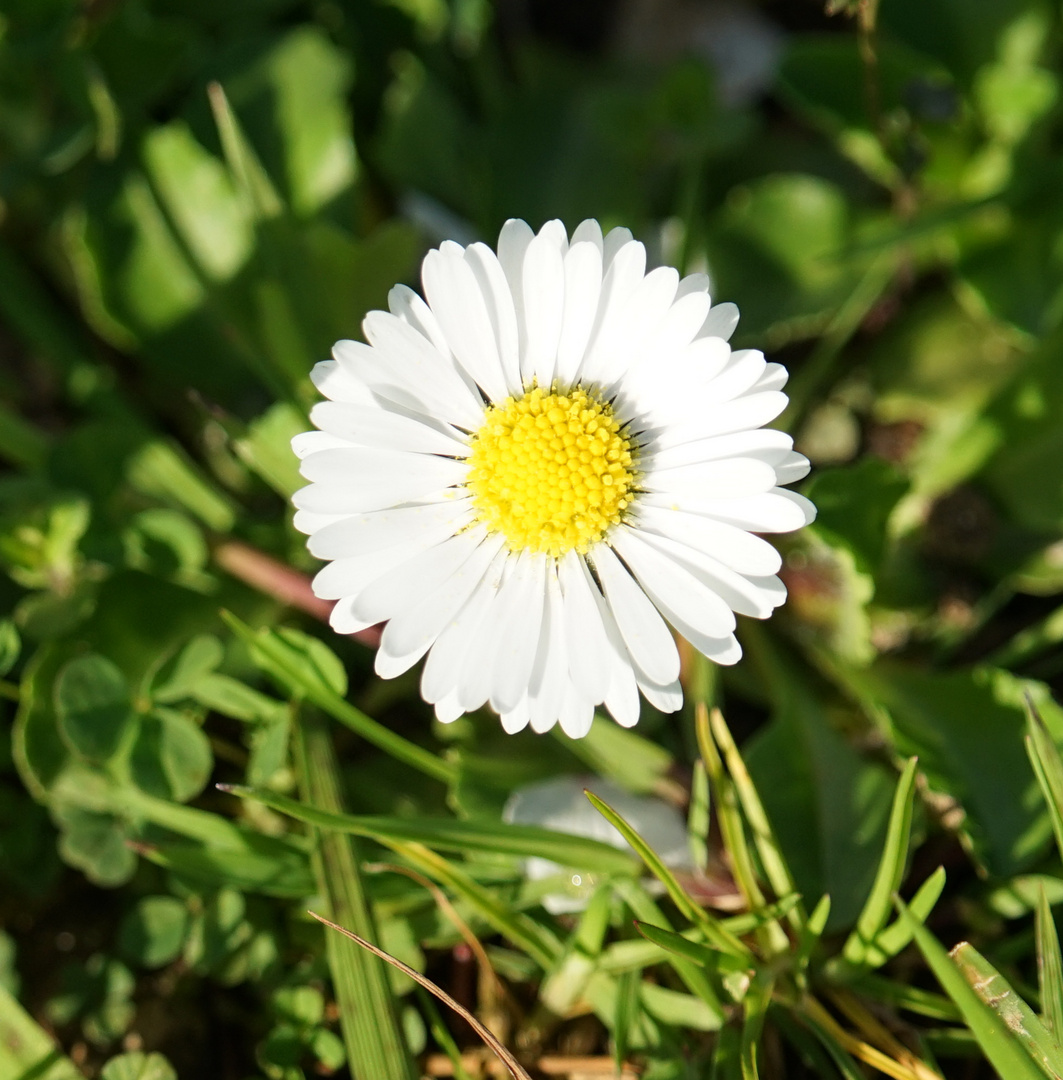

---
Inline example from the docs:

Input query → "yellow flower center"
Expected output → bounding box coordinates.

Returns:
[465,386,637,557]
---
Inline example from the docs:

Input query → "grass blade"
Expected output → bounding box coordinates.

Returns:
[896,897,1049,1080]
[1025,693,1063,863]
[311,912,532,1080]
[584,788,750,959]
[740,975,773,1080]
[220,783,639,874]
[295,712,417,1080]
[0,981,82,1080]
[951,941,1063,1079]
[1037,884,1063,1040]
[870,867,948,964]
[842,757,919,967]
[706,707,803,928]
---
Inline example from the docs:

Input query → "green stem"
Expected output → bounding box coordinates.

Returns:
[295,710,417,1080]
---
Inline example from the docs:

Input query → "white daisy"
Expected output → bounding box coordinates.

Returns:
[291,218,815,739]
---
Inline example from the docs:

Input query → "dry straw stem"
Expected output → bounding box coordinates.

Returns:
[422,1055,640,1078]
[310,912,535,1080]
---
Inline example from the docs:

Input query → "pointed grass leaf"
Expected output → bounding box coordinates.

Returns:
[870,867,948,965]
[896,897,1050,1080]
[740,974,773,1080]
[1038,884,1063,1042]
[1026,694,1063,863]
[55,654,134,764]
[843,757,919,967]
[221,783,640,875]
[295,714,417,1080]
[584,788,749,959]
[224,612,455,784]
[135,839,314,897]
[311,913,533,1080]
[951,941,1063,1080]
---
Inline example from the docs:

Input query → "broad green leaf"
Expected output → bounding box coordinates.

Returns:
[1037,884,1063,1042]
[54,654,134,765]
[129,709,213,803]
[151,635,224,704]
[100,1051,177,1080]
[0,619,20,678]
[233,402,306,498]
[53,803,137,887]
[843,757,919,966]
[951,940,1063,1079]
[118,897,189,969]
[223,783,639,875]
[837,664,1054,876]
[898,898,1048,1080]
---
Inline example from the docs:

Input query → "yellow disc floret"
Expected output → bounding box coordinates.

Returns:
[465,386,637,557]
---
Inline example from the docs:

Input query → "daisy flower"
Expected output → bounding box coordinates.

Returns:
[291,218,815,738]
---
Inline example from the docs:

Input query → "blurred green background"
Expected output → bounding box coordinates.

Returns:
[2,0,1063,1077]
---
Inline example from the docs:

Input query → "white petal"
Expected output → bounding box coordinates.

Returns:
[699,302,740,341]
[593,266,678,388]
[292,508,348,535]
[636,530,783,619]
[633,506,782,577]
[694,391,789,439]
[421,558,504,703]
[352,316,484,429]
[603,646,640,728]
[611,526,738,636]
[435,691,465,724]
[497,219,535,359]
[388,283,452,357]
[676,272,710,299]
[705,350,767,406]
[308,499,473,560]
[329,596,378,635]
[754,362,789,392]
[527,565,567,733]
[291,430,354,458]
[558,685,595,739]
[353,525,490,625]
[775,451,811,485]
[464,243,523,396]
[578,240,647,385]
[570,219,604,251]
[642,457,778,500]
[557,551,613,705]
[637,676,683,714]
[310,359,375,405]
[375,532,506,677]
[650,423,794,459]
[421,248,509,403]
[309,401,468,456]
[591,544,680,687]
[490,553,548,714]
[311,538,436,601]
[501,698,531,734]
[521,231,566,387]
[602,226,634,268]
[554,241,604,388]
[656,489,814,533]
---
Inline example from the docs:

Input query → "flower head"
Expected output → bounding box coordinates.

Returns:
[292,219,815,738]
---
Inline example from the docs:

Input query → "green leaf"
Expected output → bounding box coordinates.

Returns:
[151,635,224,704]
[54,654,134,764]
[130,709,213,803]
[1037,884,1063,1043]
[222,783,639,875]
[118,897,189,969]
[53,803,137,887]
[584,789,749,959]
[951,940,1063,1079]
[897,897,1048,1080]
[1026,695,1063,863]
[870,865,948,961]
[100,1051,177,1080]
[842,757,919,966]
[556,718,673,794]
[634,921,723,969]
[0,620,20,678]
[295,712,417,1080]
[0,980,82,1080]
[225,613,456,784]
[136,839,313,897]
[233,402,307,498]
